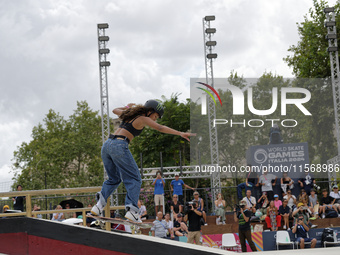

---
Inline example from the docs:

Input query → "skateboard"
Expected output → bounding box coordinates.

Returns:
[87,214,153,234]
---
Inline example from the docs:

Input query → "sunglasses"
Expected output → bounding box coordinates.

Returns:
[173,196,178,198]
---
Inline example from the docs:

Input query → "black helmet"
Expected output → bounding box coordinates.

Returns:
[144,99,164,118]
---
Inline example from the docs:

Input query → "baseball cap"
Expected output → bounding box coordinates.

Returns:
[3,205,9,210]
[333,185,338,189]
[175,173,179,176]
[297,202,304,207]
[177,213,183,218]
[239,200,247,206]
[274,194,279,198]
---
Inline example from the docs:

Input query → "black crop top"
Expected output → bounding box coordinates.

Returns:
[119,116,144,137]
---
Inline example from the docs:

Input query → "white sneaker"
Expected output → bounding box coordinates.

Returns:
[222,221,226,225]
[204,223,208,226]
[322,214,325,219]
[91,204,103,216]
[283,225,287,230]
[125,210,142,223]
[216,217,220,225]
[288,228,291,231]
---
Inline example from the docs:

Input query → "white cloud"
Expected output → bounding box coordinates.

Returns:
[0,0,336,189]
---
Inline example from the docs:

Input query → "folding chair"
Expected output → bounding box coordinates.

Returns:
[276,230,294,250]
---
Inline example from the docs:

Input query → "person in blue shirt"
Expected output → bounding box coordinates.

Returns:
[152,170,165,214]
[170,174,195,203]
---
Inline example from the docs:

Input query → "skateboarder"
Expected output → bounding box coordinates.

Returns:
[91,100,195,222]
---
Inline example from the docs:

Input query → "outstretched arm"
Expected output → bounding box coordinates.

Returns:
[142,117,195,141]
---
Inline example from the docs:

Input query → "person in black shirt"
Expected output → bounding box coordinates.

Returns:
[184,200,202,245]
[298,169,315,195]
[12,185,25,212]
[279,199,291,230]
[170,195,183,220]
[234,200,257,252]
[320,189,337,218]
[173,213,188,237]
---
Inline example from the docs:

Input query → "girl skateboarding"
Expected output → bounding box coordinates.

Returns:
[91,100,195,222]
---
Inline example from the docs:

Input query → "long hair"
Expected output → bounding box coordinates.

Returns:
[119,104,153,122]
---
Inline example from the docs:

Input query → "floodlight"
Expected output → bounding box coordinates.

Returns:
[205,28,216,34]
[99,49,110,54]
[324,7,335,13]
[328,47,338,52]
[204,16,215,21]
[100,61,111,66]
[98,36,109,41]
[206,41,217,46]
[207,53,217,59]
[98,24,109,29]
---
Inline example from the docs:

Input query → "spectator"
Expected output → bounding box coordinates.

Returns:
[308,189,319,219]
[52,205,65,222]
[297,189,309,207]
[3,205,9,213]
[233,200,257,252]
[184,200,203,245]
[173,213,188,237]
[12,185,25,212]
[265,201,281,231]
[293,203,310,226]
[32,204,42,219]
[170,174,194,203]
[193,191,207,226]
[273,194,282,210]
[292,215,317,249]
[329,185,340,215]
[152,170,165,214]
[298,169,315,195]
[151,211,169,238]
[319,189,337,218]
[214,193,226,225]
[63,203,76,219]
[237,165,259,200]
[258,167,277,201]
[279,199,291,230]
[257,192,269,215]
[138,200,148,220]
[283,190,297,211]
[164,212,175,239]
[170,194,183,220]
[280,172,294,195]
[242,190,256,213]
[151,211,167,237]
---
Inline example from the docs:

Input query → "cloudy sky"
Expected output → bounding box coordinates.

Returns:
[0,0,337,189]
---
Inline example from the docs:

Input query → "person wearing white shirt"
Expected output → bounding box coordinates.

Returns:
[242,190,256,213]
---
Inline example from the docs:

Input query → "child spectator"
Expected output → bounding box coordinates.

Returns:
[138,200,148,220]
[273,194,282,210]
[265,201,281,231]
[308,189,318,219]
[173,213,188,237]
[329,185,340,215]
[215,193,226,225]
[164,212,175,239]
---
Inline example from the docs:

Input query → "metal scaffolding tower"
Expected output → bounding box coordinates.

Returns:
[202,16,220,209]
[97,24,118,207]
[325,7,340,189]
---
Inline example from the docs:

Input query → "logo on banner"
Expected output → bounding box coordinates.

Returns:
[254,149,268,164]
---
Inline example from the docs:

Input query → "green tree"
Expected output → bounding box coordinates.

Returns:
[284,0,338,163]
[12,101,103,190]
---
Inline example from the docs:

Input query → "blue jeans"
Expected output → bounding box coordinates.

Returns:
[237,182,254,200]
[99,138,142,213]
